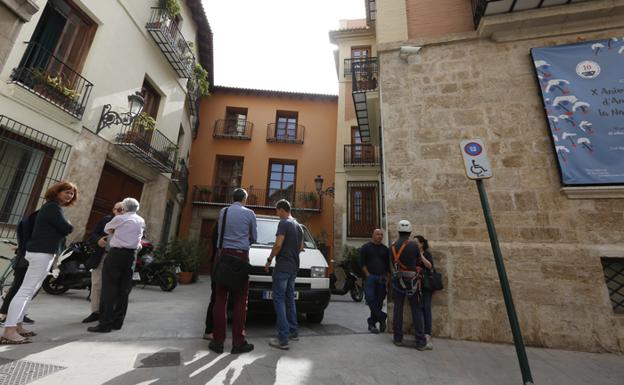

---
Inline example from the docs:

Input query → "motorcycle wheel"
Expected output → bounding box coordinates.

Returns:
[350,284,364,302]
[42,276,70,295]
[158,271,177,292]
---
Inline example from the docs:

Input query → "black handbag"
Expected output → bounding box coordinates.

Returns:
[423,269,443,292]
[211,207,251,292]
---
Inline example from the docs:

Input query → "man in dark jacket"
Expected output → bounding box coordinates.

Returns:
[82,202,123,323]
[360,228,389,334]
[0,211,38,324]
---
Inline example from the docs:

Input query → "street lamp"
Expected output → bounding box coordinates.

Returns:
[314,175,334,211]
[96,91,145,134]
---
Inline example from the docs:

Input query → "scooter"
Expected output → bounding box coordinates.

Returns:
[42,242,94,295]
[330,263,364,302]
[132,239,180,292]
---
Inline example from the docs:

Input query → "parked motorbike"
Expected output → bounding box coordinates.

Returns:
[133,239,180,292]
[330,263,364,302]
[43,242,94,295]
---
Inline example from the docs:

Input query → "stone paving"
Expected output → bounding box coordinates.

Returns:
[0,278,621,384]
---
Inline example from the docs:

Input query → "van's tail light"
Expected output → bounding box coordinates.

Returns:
[311,266,326,278]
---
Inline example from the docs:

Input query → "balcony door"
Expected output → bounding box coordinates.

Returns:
[351,127,374,163]
[225,107,248,136]
[347,182,379,238]
[214,156,243,202]
[275,111,298,141]
[267,160,296,206]
[22,0,96,84]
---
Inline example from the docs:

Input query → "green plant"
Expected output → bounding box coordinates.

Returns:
[164,0,181,16]
[198,187,211,194]
[134,112,156,131]
[194,63,210,96]
[302,192,318,202]
[157,238,208,272]
[339,245,362,276]
[33,70,80,101]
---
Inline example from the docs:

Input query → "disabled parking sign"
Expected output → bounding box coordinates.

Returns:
[460,139,492,179]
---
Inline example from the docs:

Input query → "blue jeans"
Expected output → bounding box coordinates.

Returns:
[422,290,433,335]
[364,274,387,326]
[392,279,426,347]
[272,270,298,344]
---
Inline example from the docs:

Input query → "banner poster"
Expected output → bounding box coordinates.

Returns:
[531,38,624,185]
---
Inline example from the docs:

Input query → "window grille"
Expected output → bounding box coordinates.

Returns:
[347,181,379,238]
[601,257,624,314]
[0,115,71,240]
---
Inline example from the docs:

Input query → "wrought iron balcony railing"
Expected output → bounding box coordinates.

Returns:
[349,57,378,92]
[145,7,195,78]
[471,0,586,28]
[10,41,94,120]
[344,144,380,166]
[193,185,321,211]
[266,123,305,144]
[114,124,177,173]
[172,159,189,199]
[213,119,253,140]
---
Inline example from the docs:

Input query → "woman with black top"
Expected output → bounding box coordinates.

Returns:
[415,235,434,349]
[1,181,77,344]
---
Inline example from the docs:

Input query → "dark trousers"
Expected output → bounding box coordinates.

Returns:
[422,290,433,335]
[99,247,135,329]
[0,266,28,315]
[364,274,387,327]
[212,250,249,347]
[392,279,426,347]
[204,278,216,334]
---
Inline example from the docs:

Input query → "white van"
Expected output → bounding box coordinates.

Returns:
[247,215,330,323]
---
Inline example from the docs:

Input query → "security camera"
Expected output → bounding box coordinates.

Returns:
[399,45,422,60]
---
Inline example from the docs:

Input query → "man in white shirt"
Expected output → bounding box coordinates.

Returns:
[88,198,145,333]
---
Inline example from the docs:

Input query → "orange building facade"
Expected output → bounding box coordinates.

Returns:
[179,86,338,263]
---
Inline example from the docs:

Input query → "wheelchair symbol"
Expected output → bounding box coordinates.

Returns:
[470,159,488,177]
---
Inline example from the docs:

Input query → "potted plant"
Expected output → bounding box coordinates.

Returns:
[194,63,210,96]
[198,187,211,201]
[134,112,156,131]
[160,238,208,284]
[302,191,318,208]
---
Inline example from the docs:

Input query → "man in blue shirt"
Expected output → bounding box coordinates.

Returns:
[265,199,303,350]
[210,188,257,355]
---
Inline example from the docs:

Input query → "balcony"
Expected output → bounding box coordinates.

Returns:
[266,123,305,144]
[213,119,253,140]
[10,41,93,120]
[192,185,321,212]
[114,125,177,173]
[145,7,195,78]
[171,159,189,200]
[471,0,591,28]
[344,144,380,167]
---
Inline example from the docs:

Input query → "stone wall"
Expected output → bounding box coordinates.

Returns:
[380,28,624,352]
[0,1,37,72]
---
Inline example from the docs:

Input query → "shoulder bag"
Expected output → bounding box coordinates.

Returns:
[212,207,251,292]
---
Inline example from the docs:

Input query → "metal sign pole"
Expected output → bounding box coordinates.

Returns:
[476,178,534,385]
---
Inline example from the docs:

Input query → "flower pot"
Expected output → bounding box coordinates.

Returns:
[178,271,194,284]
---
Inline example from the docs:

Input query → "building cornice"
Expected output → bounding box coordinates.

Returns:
[213,86,338,101]
[1,0,38,22]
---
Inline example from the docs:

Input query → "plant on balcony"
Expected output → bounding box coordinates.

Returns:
[32,69,80,102]
[302,192,318,208]
[194,63,210,96]
[134,112,156,131]
[198,187,211,201]
[163,0,181,17]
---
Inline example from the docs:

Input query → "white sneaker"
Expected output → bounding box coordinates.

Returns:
[425,342,433,350]
[269,338,289,350]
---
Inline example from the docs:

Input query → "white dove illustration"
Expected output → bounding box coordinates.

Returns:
[545,79,570,93]
[592,43,605,54]
[556,146,570,153]
[572,101,590,112]
[579,121,593,133]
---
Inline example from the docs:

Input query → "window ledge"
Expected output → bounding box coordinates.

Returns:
[561,186,624,199]
[478,0,624,42]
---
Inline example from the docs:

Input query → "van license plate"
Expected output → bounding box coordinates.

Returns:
[262,291,299,300]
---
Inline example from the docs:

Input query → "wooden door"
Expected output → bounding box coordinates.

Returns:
[85,163,143,235]
[199,219,216,274]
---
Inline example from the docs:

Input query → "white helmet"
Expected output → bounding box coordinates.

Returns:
[397,220,412,233]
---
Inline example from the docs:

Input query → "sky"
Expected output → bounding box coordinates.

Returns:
[201,0,366,95]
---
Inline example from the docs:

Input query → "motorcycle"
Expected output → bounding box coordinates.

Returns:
[330,263,364,302]
[43,242,94,295]
[132,239,180,292]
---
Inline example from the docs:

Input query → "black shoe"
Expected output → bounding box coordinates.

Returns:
[379,320,386,333]
[22,315,35,324]
[112,321,123,330]
[208,341,223,354]
[82,313,99,323]
[87,324,111,333]
[368,324,380,334]
[231,341,254,354]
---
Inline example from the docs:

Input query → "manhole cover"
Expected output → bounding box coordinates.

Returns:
[134,352,181,368]
[0,358,65,385]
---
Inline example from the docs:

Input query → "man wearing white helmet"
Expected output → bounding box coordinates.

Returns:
[390,219,432,350]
